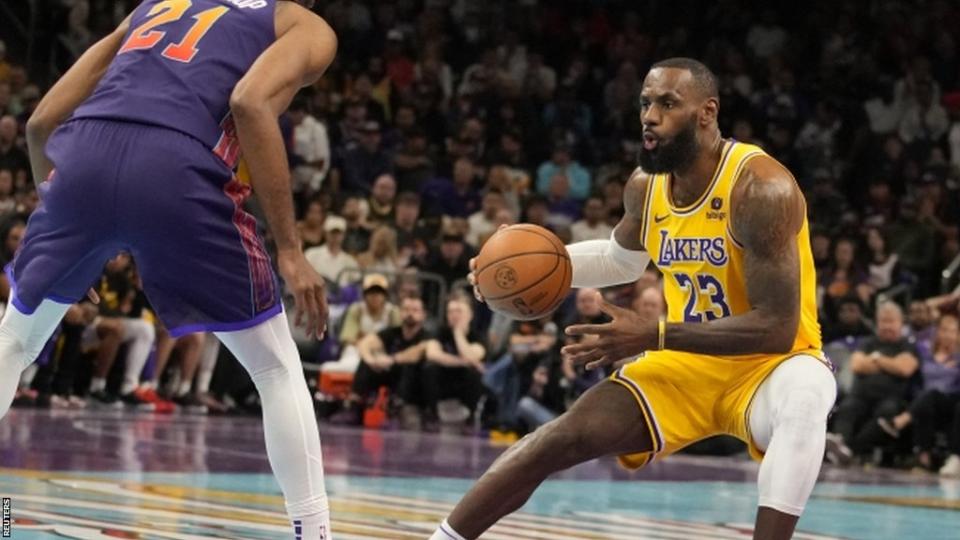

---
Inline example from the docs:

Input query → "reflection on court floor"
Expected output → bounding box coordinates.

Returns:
[0,409,957,539]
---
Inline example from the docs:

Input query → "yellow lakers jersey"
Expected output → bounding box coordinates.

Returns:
[640,140,821,357]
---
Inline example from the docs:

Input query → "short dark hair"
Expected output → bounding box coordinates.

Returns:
[650,57,719,99]
[397,192,421,206]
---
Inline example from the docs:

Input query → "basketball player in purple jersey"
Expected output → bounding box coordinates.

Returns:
[0,1,336,538]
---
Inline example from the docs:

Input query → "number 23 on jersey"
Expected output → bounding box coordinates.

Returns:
[675,272,731,322]
[119,0,228,63]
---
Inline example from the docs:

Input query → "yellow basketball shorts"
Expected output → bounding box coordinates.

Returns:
[609,348,828,469]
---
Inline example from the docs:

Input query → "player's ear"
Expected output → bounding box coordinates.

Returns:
[700,97,719,126]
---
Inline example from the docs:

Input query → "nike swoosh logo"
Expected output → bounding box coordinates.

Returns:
[654,214,669,223]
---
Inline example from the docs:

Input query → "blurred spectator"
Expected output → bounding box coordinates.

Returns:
[423,295,487,428]
[466,190,505,248]
[907,300,936,347]
[864,227,905,293]
[0,115,28,175]
[393,128,434,193]
[423,227,474,289]
[827,302,920,464]
[304,216,358,285]
[877,315,960,473]
[85,253,157,409]
[289,95,331,199]
[421,156,481,219]
[746,9,788,59]
[571,196,612,243]
[296,199,326,251]
[633,286,666,320]
[356,225,401,276]
[536,143,591,201]
[332,120,392,197]
[899,81,949,145]
[341,195,373,254]
[336,274,402,368]
[820,238,871,323]
[336,296,430,426]
[485,313,559,430]
[367,173,397,225]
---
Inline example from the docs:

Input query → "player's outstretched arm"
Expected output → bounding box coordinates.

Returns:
[231,4,336,339]
[466,169,651,302]
[563,157,805,367]
[26,15,132,187]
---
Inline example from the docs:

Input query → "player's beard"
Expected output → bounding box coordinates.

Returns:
[637,119,699,174]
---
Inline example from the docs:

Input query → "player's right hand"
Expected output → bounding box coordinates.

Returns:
[278,251,328,340]
[467,224,510,305]
[467,257,484,304]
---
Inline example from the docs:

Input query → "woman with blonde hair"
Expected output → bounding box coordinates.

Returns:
[356,226,401,274]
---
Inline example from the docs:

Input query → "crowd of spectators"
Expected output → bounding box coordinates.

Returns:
[2,0,960,474]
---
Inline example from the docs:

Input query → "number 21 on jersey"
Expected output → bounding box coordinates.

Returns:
[675,272,731,322]
[119,0,228,63]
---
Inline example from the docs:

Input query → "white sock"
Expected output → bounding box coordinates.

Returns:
[89,377,107,393]
[430,519,468,540]
[195,334,219,394]
[0,299,70,418]
[176,380,192,397]
[120,319,155,395]
[292,508,332,540]
[215,312,330,539]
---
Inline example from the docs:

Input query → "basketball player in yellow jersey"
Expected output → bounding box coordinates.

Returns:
[429,57,837,540]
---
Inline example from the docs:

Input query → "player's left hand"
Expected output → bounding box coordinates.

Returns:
[562,293,656,370]
[278,251,329,340]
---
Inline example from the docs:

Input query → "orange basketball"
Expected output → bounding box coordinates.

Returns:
[474,224,572,321]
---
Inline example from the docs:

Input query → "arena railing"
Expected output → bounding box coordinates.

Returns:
[942,252,960,294]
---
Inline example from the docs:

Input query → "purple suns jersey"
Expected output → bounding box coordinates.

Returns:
[71,0,277,168]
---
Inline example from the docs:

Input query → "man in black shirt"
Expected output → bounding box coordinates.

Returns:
[335,296,430,425]
[423,295,486,428]
[826,301,919,463]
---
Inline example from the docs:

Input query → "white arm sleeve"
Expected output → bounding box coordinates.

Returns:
[566,232,651,288]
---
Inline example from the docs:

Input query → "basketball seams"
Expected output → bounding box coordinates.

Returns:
[476,225,573,318]
[475,251,568,276]
[483,250,562,302]
[512,224,571,260]
[540,252,569,314]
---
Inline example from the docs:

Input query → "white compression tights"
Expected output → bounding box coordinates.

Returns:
[0,300,71,419]
[214,312,331,540]
[748,354,837,516]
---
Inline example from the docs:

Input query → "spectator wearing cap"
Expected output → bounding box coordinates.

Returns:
[423,224,474,289]
[535,142,591,201]
[331,119,392,197]
[339,274,401,351]
[384,29,415,90]
[333,296,431,426]
[304,216,359,285]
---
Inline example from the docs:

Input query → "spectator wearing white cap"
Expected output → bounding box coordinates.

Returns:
[304,216,359,286]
